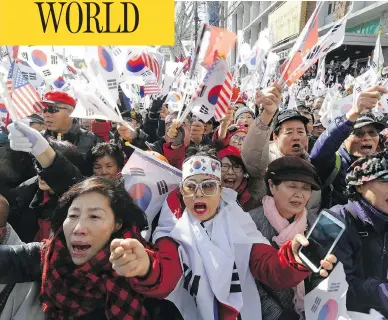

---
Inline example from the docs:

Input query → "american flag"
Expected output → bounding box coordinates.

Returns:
[6,61,45,119]
[141,52,161,83]
[144,81,161,95]
[214,71,233,121]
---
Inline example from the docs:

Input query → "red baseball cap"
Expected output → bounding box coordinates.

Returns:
[43,91,76,108]
[217,145,241,160]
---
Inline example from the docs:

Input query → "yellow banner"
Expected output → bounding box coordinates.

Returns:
[0,0,174,45]
[268,1,304,45]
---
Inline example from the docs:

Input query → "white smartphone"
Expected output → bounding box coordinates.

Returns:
[298,209,346,273]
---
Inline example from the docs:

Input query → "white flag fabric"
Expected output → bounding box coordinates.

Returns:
[287,2,353,82]
[25,46,63,84]
[304,263,350,320]
[190,58,228,123]
[287,92,298,110]
[11,58,44,91]
[313,57,326,97]
[153,188,269,320]
[166,90,183,112]
[341,57,350,70]
[245,29,271,72]
[122,146,182,240]
[84,46,120,109]
[353,69,378,107]
[371,32,384,76]
[162,61,185,95]
[260,52,279,88]
[71,84,122,122]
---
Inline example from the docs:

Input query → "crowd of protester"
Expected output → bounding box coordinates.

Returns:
[0,82,387,319]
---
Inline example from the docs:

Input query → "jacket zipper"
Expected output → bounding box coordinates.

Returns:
[383,233,388,279]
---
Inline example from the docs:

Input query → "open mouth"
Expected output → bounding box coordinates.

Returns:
[71,242,91,255]
[360,145,373,152]
[290,201,302,207]
[223,178,236,188]
[194,202,207,215]
[291,144,301,152]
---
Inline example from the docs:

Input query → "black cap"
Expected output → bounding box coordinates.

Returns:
[275,109,310,129]
[265,156,321,190]
[354,114,385,131]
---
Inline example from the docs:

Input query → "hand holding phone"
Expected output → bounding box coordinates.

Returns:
[298,209,345,273]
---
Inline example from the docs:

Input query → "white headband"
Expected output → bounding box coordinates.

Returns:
[182,156,221,181]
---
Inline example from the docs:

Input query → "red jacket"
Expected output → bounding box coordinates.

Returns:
[162,142,186,170]
[132,196,311,319]
[132,238,310,320]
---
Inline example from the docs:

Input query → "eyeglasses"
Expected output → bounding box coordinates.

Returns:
[352,129,379,138]
[180,179,220,197]
[42,105,69,114]
[230,135,246,144]
[221,163,243,173]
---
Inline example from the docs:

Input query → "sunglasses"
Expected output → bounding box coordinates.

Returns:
[42,105,69,114]
[352,129,379,138]
[180,179,220,197]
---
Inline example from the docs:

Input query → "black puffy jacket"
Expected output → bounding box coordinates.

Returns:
[5,153,83,242]
[42,120,101,155]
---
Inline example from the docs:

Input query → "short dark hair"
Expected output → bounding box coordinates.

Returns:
[265,177,282,196]
[224,155,246,174]
[51,176,148,234]
[88,142,125,171]
[184,144,218,162]
[301,111,314,124]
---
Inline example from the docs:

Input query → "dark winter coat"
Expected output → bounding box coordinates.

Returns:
[42,120,101,155]
[5,153,83,242]
[330,199,388,316]
[310,115,357,208]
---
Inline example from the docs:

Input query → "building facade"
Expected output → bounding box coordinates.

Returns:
[225,1,388,70]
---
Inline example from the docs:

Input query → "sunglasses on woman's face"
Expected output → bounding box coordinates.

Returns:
[180,179,220,197]
[42,105,69,114]
[352,128,379,138]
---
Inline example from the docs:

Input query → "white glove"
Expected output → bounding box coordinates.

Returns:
[8,121,49,157]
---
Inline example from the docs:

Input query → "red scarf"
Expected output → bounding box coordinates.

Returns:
[40,227,148,320]
[236,178,250,208]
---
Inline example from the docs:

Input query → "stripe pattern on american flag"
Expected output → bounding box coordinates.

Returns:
[214,71,233,121]
[141,53,161,83]
[144,81,161,95]
[6,61,45,119]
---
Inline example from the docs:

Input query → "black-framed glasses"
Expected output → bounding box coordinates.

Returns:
[221,163,243,173]
[180,179,220,197]
[230,135,246,144]
[352,128,379,138]
[42,105,69,114]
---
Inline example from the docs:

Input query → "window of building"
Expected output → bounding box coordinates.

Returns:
[328,2,333,15]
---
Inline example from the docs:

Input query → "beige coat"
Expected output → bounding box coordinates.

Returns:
[241,117,321,214]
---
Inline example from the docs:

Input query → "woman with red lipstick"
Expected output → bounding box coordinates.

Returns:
[124,146,337,320]
[249,156,322,319]
[0,177,174,319]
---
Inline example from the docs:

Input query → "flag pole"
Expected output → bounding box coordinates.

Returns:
[1,48,19,121]
[0,69,19,122]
